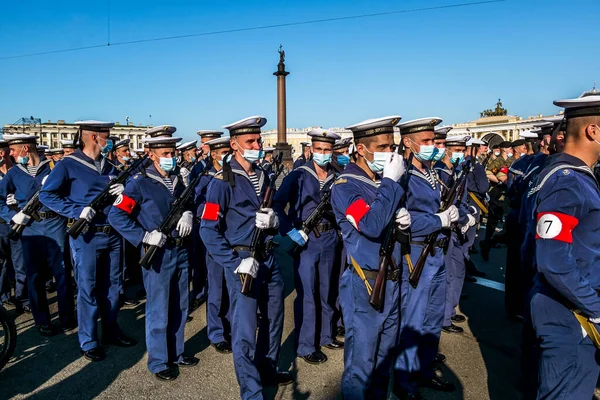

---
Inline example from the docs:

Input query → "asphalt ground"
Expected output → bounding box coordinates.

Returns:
[0,229,529,400]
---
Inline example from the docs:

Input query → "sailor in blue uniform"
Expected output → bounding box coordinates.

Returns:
[331,116,409,399]
[293,141,312,169]
[260,147,275,174]
[0,134,75,336]
[529,95,600,399]
[434,133,475,334]
[200,116,292,400]
[108,134,199,381]
[113,139,132,171]
[190,130,223,182]
[394,118,460,398]
[61,140,77,157]
[331,137,352,336]
[195,136,232,354]
[0,140,28,311]
[176,140,197,186]
[331,137,352,174]
[40,120,136,362]
[462,137,490,279]
[273,128,343,365]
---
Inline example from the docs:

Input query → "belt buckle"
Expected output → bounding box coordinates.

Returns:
[102,226,111,234]
[390,269,401,282]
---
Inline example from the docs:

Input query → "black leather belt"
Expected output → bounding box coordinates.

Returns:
[232,240,276,255]
[294,222,334,233]
[166,237,185,247]
[67,220,114,235]
[38,211,58,219]
[411,237,449,249]
[351,266,398,282]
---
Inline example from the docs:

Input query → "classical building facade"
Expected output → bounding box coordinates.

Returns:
[1,120,150,150]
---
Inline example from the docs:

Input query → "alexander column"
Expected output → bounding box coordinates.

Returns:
[274,45,293,170]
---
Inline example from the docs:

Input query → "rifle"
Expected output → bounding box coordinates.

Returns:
[289,184,334,255]
[408,158,472,289]
[68,154,149,239]
[369,151,413,312]
[7,190,43,240]
[139,156,211,269]
[241,152,284,296]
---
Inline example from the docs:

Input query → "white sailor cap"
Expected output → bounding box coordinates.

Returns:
[542,115,565,126]
[196,130,223,140]
[37,145,48,150]
[205,136,232,150]
[397,117,442,136]
[145,125,177,138]
[48,148,64,154]
[222,116,267,136]
[4,134,38,145]
[176,140,197,152]
[346,116,402,140]
[532,122,554,136]
[143,136,182,149]
[334,137,352,150]
[75,120,115,131]
[60,140,76,149]
[114,139,130,150]
[445,135,471,146]
[263,147,276,153]
[44,148,53,154]
[307,128,341,144]
[520,130,539,140]
[554,95,600,118]
[434,125,453,140]
[466,138,485,146]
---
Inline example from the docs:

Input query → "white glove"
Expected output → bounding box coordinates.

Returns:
[109,184,124,196]
[6,194,17,206]
[395,207,411,230]
[11,211,30,225]
[180,167,190,179]
[383,152,405,182]
[589,317,600,324]
[79,207,96,222]
[234,257,259,279]
[436,205,459,228]
[255,207,279,230]
[143,230,167,247]
[176,211,194,237]
[460,215,476,235]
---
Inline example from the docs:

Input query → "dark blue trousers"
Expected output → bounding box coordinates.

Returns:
[224,252,284,400]
[21,217,74,326]
[530,292,600,399]
[340,268,400,399]
[293,229,338,356]
[142,244,189,374]
[396,244,446,395]
[206,251,231,344]
[190,223,207,300]
[0,222,27,305]
[444,233,466,326]
[71,229,122,351]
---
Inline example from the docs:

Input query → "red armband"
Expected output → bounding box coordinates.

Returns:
[499,166,509,175]
[114,194,136,214]
[536,212,578,243]
[201,202,220,221]
[345,199,370,230]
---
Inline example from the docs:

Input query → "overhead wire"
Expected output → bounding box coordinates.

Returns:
[0,0,504,61]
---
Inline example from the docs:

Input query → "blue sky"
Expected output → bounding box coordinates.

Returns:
[0,0,598,141]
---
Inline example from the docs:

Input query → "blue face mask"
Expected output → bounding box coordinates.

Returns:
[241,148,263,163]
[17,147,29,165]
[313,152,332,167]
[410,140,437,162]
[451,152,465,164]
[121,156,130,163]
[190,156,196,163]
[99,138,113,155]
[365,149,390,173]
[159,157,176,172]
[432,147,446,162]
[336,154,350,166]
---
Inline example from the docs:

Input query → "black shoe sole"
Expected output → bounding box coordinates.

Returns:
[301,356,328,365]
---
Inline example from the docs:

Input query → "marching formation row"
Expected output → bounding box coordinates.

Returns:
[0,92,599,400]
